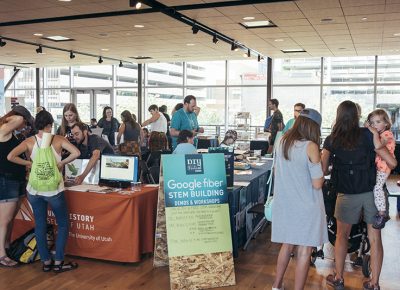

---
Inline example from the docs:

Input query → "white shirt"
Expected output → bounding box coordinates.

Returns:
[150,112,167,133]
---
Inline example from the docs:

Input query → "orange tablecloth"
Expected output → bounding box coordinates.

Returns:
[12,186,158,262]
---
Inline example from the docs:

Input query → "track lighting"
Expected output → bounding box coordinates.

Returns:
[231,42,238,51]
[258,55,264,62]
[129,1,142,9]
[119,60,123,67]
[69,51,75,59]
[13,66,17,72]
[192,24,199,34]
[247,49,251,58]
[36,45,43,54]
[0,38,6,47]
[212,34,218,44]
[98,56,103,64]
[135,1,142,9]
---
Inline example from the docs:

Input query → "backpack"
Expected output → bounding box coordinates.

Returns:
[8,226,54,264]
[330,132,376,195]
[28,135,62,192]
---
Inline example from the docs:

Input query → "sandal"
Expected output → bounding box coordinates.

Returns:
[53,261,78,273]
[42,260,53,272]
[0,255,18,268]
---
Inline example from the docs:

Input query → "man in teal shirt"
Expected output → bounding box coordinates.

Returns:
[170,95,204,150]
[282,103,305,134]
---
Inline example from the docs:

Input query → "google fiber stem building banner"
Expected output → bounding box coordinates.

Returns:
[163,154,235,290]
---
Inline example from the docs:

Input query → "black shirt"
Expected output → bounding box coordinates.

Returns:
[77,134,114,159]
[0,134,26,180]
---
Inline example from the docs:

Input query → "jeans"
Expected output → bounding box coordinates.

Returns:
[27,192,68,262]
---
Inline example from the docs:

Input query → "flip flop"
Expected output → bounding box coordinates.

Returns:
[0,255,18,268]
[53,261,78,273]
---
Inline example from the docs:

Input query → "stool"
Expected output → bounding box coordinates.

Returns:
[243,203,269,250]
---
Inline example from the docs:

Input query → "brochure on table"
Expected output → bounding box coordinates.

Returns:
[65,159,99,185]
[160,153,236,290]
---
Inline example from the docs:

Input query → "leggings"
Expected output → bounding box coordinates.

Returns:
[373,170,389,212]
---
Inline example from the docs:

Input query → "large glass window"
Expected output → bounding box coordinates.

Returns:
[115,89,138,119]
[44,67,70,88]
[146,62,183,87]
[322,86,374,128]
[323,56,375,84]
[73,65,112,87]
[376,86,400,140]
[273,86,320,124]
[145,88,183,119]
[43,89,71,126]
[377,56,400,83]
[14,68,36,89]
[273,58,321,84]
[116,64,139,87]
[186,61,225,86]
[228,60,267,85]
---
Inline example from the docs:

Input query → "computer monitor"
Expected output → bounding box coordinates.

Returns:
[99,154,139,188]
[91,127,103,136]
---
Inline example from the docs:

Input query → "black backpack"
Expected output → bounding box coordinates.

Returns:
[330,133,376,195]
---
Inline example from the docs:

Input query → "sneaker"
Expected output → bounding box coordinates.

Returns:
[326,274,344,290]
[272,286,284,290]
[363,281,380,290]
[372,214,390,229]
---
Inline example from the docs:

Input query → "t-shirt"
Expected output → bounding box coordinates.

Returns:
[170,108,199,149]
[282,118,295,134]
[270,109,284,145]
[78,134,114,159]
[173,143,197,155]
[98,117,120,146]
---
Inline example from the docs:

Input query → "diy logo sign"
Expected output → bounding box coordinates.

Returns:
[185,154,204,175]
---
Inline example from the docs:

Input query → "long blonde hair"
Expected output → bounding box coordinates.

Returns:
[59,103,82,136]
[281,116,320,160]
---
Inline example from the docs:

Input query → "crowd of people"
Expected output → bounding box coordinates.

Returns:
[0,97,399,290]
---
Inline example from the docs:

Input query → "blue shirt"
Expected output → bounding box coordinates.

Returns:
[170,108,199,149]
[264,116,273,131]
[173,143,197,154]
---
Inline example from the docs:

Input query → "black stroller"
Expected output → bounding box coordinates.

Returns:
[310,180,371,278]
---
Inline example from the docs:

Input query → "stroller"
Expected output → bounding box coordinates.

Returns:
[310,180,371,278]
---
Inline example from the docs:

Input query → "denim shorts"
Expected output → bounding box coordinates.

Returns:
[334,191,377,225]
[0,175,26,203]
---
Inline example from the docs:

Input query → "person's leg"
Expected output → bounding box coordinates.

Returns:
[373,171,387,214]
[333,220,352,279]
[27,194,51,262]
[5,197,23,249]
[294,246,312,290]
[272,243,295,289]
[46,192,68,262]
[0,201,18,265]
[367,225,383,287]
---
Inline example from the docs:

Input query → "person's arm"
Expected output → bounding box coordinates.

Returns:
[117,123,125,145]
[75,149,100,185]
[366,124,385,149]
[194,106,201,116]
[57,136,80,171]
[170,127,179,137]
[307,142,324,189]
[321,149,331,176]
[7,139,32,168]
[366,126,397,169]
[0,115,24,136]
[170,114,181,137]
[142,113,160,127]
[97,118,104,128]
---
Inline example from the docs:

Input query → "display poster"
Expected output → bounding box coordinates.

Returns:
[64,159,99,185]
[208,147,234,189]
[162,154,236,290]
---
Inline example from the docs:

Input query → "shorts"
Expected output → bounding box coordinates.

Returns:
[335,191,377,225]
[0,176,26,203]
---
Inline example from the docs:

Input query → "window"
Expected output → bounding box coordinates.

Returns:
[377,56,400,83]
[376,86,400,140]
[146,62,183,86]
[115,89,139,119]
[116,64,139,87]
[43,89,71,125]
[145,87,183,119]
[228,60,267,85]
[186,61,225,86]
[273,58,321,84]
[44,67,70,88]
[73,65,112,87]
[323,56,375,84]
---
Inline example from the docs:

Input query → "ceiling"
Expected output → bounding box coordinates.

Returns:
[1,0,400,67]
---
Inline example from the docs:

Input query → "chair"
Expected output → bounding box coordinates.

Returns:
[139,160,155,184]
[243,203,269,250]
[148,166,160,184]
[146,150,162,167]
[250,140,269,156]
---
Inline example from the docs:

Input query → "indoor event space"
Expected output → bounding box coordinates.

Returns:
[0,0,400,290]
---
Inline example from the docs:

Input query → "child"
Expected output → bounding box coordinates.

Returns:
[367,109,396,229]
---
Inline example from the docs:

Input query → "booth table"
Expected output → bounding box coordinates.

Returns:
[12,186,158,263]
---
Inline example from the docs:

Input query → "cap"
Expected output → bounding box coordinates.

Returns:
[299,108,322,127]
[12,105,34,127]
[225,130,238,141]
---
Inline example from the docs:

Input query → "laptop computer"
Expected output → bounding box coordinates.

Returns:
[91,127,103,136]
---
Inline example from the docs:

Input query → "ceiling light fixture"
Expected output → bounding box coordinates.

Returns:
[212,34,218,44]
[98,56,103,64]
[119,60,123,67]
[192,23,199,34]
[186,43,195,46]
[13,66,17,72]
[231,42,238,51]
[258,55,264,62]
[320,18,334,23]
[0,38,6,47]
[242,16,255,20]
[33,33,43,37]
[274,39,284,42]
[101,48,109,51]
[240,20,276,28]
[361,17,368,21]
[134,24,144,28]
[69,51,75,59]
[130,1,142,9]
[36,45,43,54]
[247,49,251,58]
[394,33,400,36]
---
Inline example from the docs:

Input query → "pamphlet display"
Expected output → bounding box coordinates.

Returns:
[154,153,235,289]
[208,147,234,189]
[65,159,99,185]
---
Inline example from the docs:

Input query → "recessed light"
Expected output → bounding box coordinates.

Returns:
[43,35,74,42]
[58,0,72,2]
[33,33,43,37]
[101,48,109,51]
[186,43,195,46]
[99,33,108,37]
[281,48,307,53]
[134,24,144,28]
[242,16,255,20]
[394,33,400,36]
[243,53,248,58]
[240,20,276,28]
[320,18,334,23]
[338,47,347,50]
[361,17,368,21]
[274,39,284,42]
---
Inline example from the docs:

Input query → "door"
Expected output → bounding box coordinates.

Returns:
[72,89,112,123]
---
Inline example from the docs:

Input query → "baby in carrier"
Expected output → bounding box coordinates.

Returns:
[367,109,396,229]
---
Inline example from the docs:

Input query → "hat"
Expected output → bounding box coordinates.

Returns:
[299,108,322,127]
[225,130,238,141]
[12,105,34,127]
